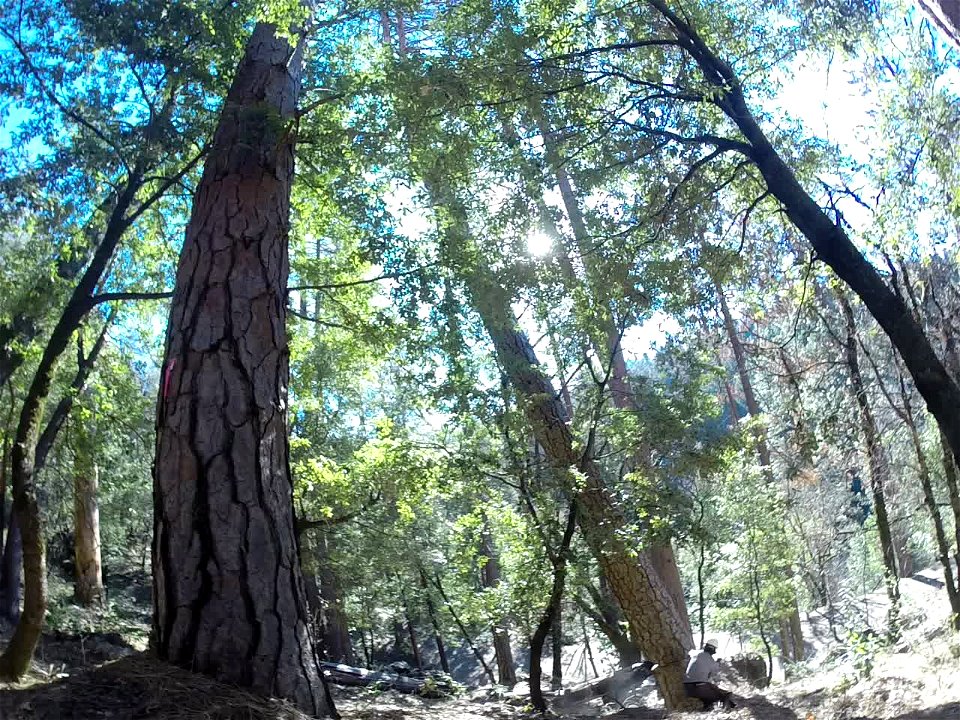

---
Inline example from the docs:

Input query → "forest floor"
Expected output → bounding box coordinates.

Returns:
[0,621,957,720]
[1,571,959,720]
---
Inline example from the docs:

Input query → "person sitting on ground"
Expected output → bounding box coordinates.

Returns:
[684,639,737,710]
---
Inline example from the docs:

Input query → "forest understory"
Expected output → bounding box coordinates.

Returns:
[1,568,959,720]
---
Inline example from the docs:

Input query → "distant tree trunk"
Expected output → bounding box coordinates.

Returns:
[716,281,771,469]
[418,566,450,674]
[73,440,104,607]
[716,280,803,661]
[398,575,423,670]
[935,322,960,570]
[839,294,901,627]
[529,501,577,712]
[897,373,960,627]
[303,568,323,629]
[480,524,516,685]
[404,613,422,670]
[0,433,8,587]
[317,531,354,665]
[940,432,960,571]
[432,572,497,684]
[551,610,563,688]
[0,512,21,625]
[581,614,598,679]
[649,0,960,476]
[724,378,740,427]
[697,535,707,649]
[151,22,331,715]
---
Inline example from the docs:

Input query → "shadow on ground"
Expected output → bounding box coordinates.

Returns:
[735,694,799,719]
[0,652,310,719]
[596,692,801,720]
[849,703,960,719]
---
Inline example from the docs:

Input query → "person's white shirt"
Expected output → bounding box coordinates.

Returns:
[684,650,719,683]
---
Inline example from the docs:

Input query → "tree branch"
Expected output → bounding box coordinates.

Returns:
[535,38,680,63]
[287,263,434,293]
[86,290,173,310]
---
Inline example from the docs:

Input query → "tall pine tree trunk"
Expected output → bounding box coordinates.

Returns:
[151,22,331,715]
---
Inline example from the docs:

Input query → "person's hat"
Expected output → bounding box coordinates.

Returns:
[704,639,719,650]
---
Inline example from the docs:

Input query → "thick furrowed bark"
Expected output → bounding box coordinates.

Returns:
[152,22,331,716]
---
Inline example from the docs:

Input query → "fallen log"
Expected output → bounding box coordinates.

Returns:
[319,661,455,696]
[554,661,655,707]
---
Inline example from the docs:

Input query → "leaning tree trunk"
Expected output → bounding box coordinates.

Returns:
[424,177,696,708]
[647,0,960,475]
[0,152,146,682]
[917,0,960,47]
[533,109,692,644]
[73,436,104,607]
[151,22,331,715]
[839,294,901,628]
[454,252,698,710]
